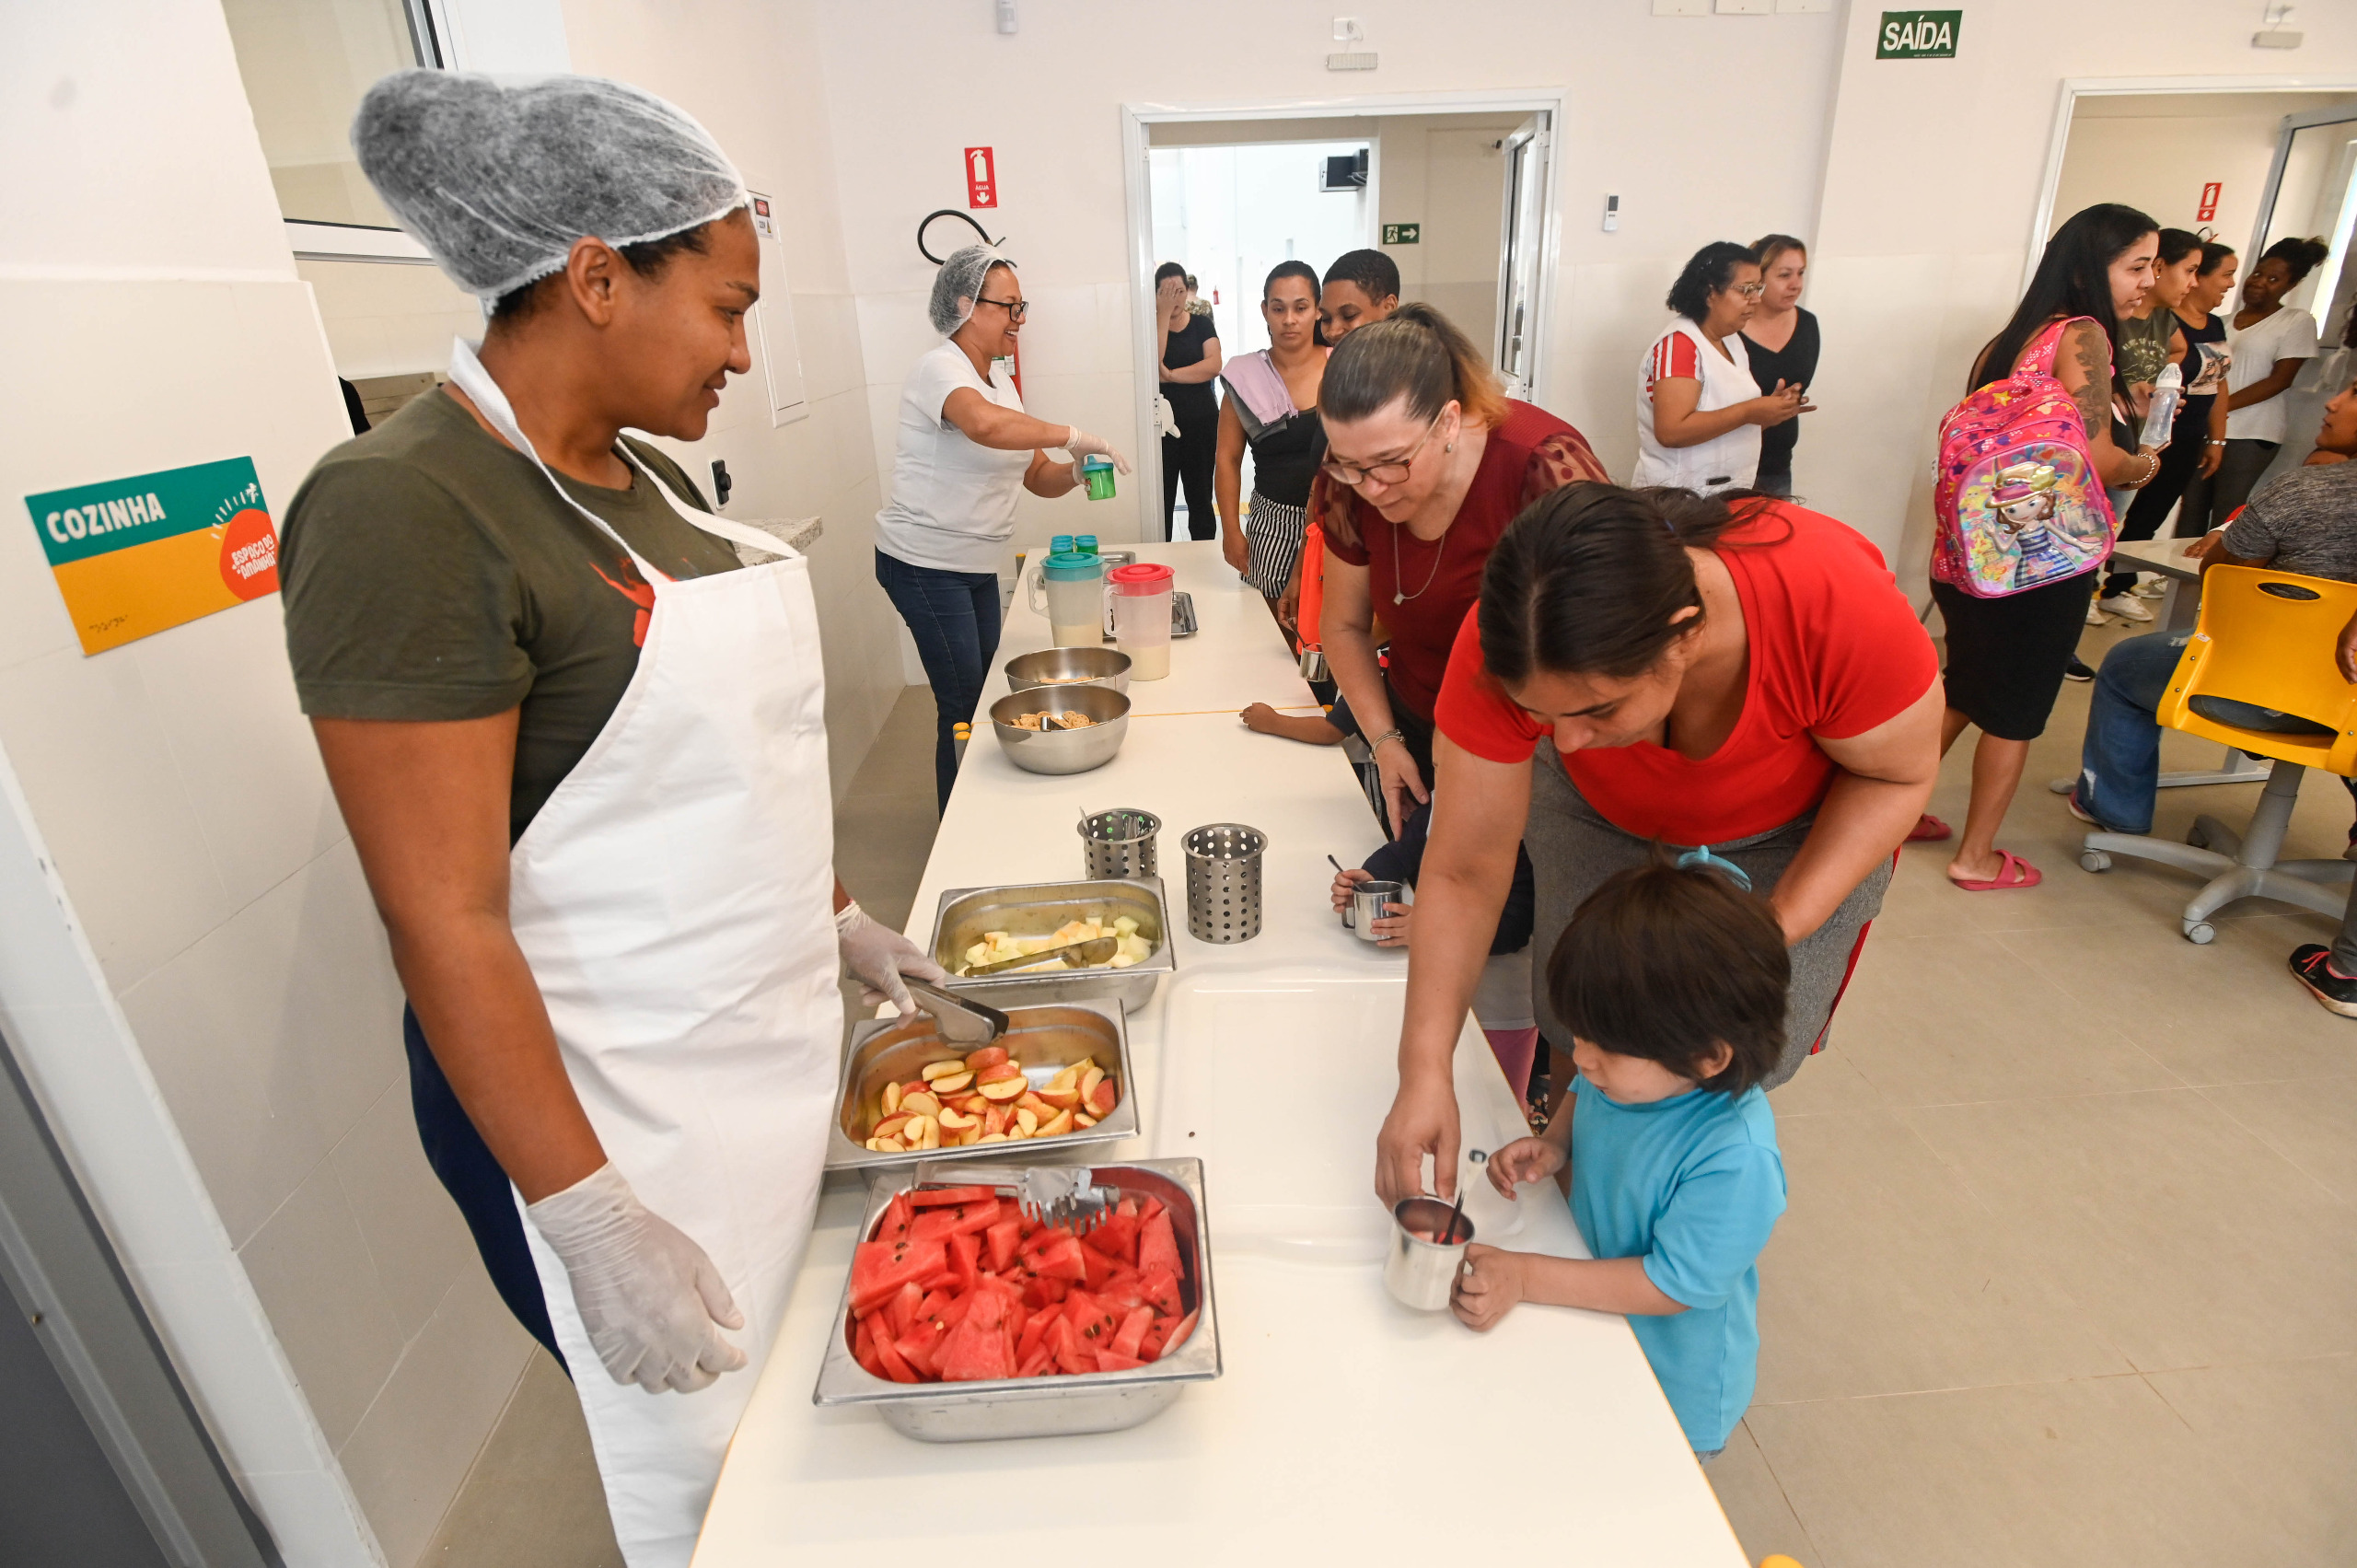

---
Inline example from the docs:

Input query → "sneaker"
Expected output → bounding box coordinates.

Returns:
[2289,945,2357,1017]
[2097,594,2154,622]
[2133,579,2168,598]
[2064,655,2096,682]
[2085,599,2108,626]
[2064,789,2098,826]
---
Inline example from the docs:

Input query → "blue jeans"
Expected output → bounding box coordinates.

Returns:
[2077,630,2338,834]
[876,550,1002,809]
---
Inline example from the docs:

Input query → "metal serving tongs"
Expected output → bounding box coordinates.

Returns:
[903,980,1009,1046]
[963,935,1118,977]
[919,1161,1119,1236]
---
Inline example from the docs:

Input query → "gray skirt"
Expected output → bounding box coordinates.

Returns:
[1525,752,1891,1090]
[1244,494,1307,597]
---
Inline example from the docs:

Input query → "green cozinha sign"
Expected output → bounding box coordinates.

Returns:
[1877,9,1959,58]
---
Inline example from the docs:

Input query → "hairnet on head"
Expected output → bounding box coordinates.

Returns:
[930,244,1015,336]
[353,69,748,301]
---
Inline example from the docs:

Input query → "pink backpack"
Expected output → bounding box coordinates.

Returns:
[1931,317,2118,598]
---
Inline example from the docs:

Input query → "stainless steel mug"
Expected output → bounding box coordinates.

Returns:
[1385,1196,1473,1311]
[1342,878,1411,940]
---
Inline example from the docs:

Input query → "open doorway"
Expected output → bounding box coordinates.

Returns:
[1125,97,1562,544]
[2043,87,2357,506]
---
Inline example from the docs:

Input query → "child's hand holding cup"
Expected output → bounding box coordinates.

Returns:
[1485,1135,1563,1198]
[1451,1244,1525,1331]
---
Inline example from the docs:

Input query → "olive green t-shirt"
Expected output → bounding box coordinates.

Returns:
[279,388,742,842]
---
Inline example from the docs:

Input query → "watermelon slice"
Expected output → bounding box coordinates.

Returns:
[1109,1306,1155,1361]
[909,1185,996,1208]
[984,1218,1022,1273]
[851,1238,946,1315]
[936,1290,1013,1382]
[1137,1264,1182,1318]
[1094,1351,1145,1373]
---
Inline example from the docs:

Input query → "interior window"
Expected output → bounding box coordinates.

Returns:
[220,0,440,228]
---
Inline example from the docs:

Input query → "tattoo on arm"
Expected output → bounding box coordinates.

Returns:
[2066,324,2111,438]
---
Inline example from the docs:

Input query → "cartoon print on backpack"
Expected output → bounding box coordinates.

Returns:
[1985,462,2081,588]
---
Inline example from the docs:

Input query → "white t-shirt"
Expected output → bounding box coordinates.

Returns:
[875,341,1033,572]
[2223,306,2319,444]
[1631,319,1762,494]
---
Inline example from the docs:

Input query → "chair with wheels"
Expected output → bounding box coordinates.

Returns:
[2078,564,2357,943]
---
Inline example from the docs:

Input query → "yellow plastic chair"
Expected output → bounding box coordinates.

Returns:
[2080,564,2357,942]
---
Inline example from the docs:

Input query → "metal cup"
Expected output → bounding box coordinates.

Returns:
[1385,1196,1473,1311]
[1079,807,1160,880]
[1342,878,1411,940]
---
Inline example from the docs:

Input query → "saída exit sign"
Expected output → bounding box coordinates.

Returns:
[1876,9,1959,58]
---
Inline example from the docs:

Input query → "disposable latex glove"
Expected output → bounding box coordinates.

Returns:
[1062,427,1133,476]
[836,900,949,1014]
[525,1163,746,1394]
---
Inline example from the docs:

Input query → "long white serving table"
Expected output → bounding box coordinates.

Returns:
[691,544,1747,1567]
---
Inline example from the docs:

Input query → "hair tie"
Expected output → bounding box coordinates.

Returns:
[1676,843,1752,892]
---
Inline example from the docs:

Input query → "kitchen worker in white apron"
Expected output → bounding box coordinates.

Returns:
[1631,241,1810,495]
[278,71,945,1566]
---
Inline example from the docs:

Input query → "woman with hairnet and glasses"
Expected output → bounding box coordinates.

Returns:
[876,245,1131,807]
[276,71,944,1566]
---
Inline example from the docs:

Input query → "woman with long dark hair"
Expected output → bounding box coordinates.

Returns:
[1926,203,2163,892]
[1312,303,1607,833]
[1156,259,1224,539]
[1372,482,1941,1205]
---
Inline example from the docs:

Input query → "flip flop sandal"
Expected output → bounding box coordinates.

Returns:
[1948,850,2041,891]
[1906,813,1952,842]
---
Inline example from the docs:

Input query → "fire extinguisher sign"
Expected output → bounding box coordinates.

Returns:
[2197,181,2221,223]
[966,147,997,209]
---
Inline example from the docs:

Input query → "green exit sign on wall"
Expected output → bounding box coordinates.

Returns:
[1876,9,1959,57]
[1382,222,1421,245]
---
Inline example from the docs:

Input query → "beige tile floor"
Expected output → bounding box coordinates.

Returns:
[424,622,2357,1567]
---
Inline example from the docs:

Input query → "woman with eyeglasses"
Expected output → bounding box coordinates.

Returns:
[876,245,1130,809]
[1633,241,1811,495]
[1373,482,1941,1210]
[1312,304,1608,836]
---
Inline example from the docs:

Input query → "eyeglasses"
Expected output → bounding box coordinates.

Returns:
[976,296,1028,321]
[1320,412,1445,487]
[1728,282,1766,300]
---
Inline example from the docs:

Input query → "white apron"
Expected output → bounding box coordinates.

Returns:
[446,342,841,1568]
[1631,319,1763,494]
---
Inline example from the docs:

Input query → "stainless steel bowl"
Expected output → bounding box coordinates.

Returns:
[823,997,1140,1174]
[930,877,1175,1009]
[812,1157,1222,1441]
[1004,645,1132,696]
[988,685,1130,775]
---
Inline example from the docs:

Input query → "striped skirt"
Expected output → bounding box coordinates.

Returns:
[1243,494,1308,598]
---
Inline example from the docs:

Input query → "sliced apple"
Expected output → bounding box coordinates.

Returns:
[1073,1114,1097,1130]
[928,1071,974,1094]
[1016,1091,1054,1120]
[1078,1063,1105,1100]
[872,1112,912,1140]
[974,1063,1025,1086]
[1015,1107,1039,1136]
[977,1132,1009,1144]
[1037,1108,1075,1138]
[962,1046,1009,1072]
[978,1076,1027,1104]
[958,1124,983,1146]
[982,1105,1007,1136]
[881,1082,903,1115]
[919,1060,967,1083]
[1086,1077,1118,1118]
[900,1089,942,1119]
[902,1113,938,1149]
[937,1108,979,1132]
[1045,1064,1080,1092]
[1036,1084,1081,1110]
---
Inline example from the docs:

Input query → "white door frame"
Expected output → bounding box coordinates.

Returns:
[1120,87,1567,541]
[2025,73,2357,291]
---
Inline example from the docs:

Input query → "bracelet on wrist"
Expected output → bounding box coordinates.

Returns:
[1370,727,1406,756]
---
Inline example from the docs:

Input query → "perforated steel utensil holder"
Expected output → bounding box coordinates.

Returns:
[1080,807,1161,880]
[1181,822,1265,944]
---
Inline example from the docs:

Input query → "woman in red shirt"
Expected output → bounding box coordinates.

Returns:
[1314,305,1606,832]
[1374,484,1942,1205]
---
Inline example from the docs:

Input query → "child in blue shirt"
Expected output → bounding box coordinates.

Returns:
[1454,857,1788,1457]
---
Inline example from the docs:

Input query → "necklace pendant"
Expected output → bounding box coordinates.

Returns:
[1392,591,1405,606]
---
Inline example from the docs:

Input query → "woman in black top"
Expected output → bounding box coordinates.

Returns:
[1156,261,1223,539]
[2101,234,2227,606]
[1740,234,1819,495]
[1215,261,1328,617]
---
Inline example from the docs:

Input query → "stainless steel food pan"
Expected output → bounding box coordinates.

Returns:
[824,998,1139,1175]
[929,877,1175,1009]
[811,1158,1221,1441]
